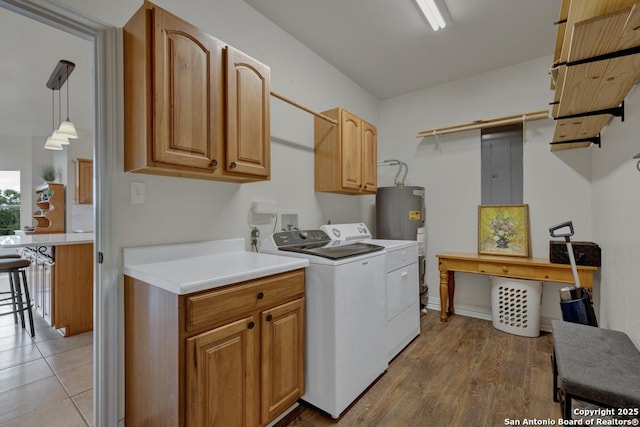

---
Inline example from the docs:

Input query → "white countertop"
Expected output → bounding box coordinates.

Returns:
[0,232,94,248]
[123,238,309,295]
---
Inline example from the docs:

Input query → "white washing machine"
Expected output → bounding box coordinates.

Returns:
[320,223,420,361]
[260,229,388,419]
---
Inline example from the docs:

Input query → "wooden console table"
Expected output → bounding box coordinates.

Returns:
[436,252,598,322]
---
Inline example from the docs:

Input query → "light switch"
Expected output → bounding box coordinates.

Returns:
[130,181,145,204]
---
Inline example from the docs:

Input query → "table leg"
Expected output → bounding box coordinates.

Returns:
[439,270,449,322]
[448,271,455,316]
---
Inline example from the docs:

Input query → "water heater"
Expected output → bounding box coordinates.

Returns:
[375,186,426,286]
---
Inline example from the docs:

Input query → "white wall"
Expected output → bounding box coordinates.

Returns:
[591,87,640,347]
[374,56,594,326]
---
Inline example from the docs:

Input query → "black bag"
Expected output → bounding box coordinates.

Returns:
[559,287,599,327]
[549,241,601,267]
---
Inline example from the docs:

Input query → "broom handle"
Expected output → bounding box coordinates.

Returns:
[565,237,581,288]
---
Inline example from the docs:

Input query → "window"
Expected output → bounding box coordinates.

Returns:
[0,171,20,235]
[481,124,523,205]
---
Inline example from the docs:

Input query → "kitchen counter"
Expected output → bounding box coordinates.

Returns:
[0,232,94,248]
[123,238,309,295]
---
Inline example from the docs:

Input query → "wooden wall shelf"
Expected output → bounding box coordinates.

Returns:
[549,0,640,151]
[30,183,65,234]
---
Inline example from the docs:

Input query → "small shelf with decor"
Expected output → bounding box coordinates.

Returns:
[30,183,65,234]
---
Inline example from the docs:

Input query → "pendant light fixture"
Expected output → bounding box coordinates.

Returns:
[44,60,76,150]
[56,62,78,139]
[44,87,64,150]
[52,76,70,145]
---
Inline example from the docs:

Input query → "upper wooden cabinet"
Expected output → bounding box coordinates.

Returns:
[226,46,271,177]
[549,0,640,151]
[73,158,93,205]
[314,107,377,195]
[124,1,270,181]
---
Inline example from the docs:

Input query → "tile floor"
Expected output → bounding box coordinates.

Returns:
[0,274,93,426]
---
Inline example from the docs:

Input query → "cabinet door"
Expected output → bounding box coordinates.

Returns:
[152,8,223,170]
[226,46,271,177]
[74,158,93,205]
[53,244,93,336]
[261,298,305,424]
[186,316,259,427]
[340,110,362,190]
[361,121,377,193]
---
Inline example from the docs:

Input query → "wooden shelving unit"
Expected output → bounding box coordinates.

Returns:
[549,0,640,151]
[31,183,65,234]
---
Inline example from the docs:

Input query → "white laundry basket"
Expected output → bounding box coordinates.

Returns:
[490,277,542,337]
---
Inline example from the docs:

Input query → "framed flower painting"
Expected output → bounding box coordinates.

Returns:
[477,204,530,257]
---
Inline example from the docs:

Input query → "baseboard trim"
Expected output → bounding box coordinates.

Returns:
[426,299,554,333]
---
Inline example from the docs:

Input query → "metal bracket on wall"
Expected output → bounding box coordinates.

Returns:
[565,45,640,68]
[550,103,624,147]
[550,134,601,148]
[554,102,625,123]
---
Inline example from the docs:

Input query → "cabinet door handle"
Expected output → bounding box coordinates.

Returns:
[401,272,408,279]
[248,321,255,329]
[229,162,237,169]
[266,314,273,322]
[210,159,218,167]
[257,292,264,300]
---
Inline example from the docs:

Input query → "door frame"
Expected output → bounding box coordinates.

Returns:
[0,1,119,425]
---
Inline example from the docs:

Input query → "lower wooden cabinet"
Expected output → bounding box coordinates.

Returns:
[186,315,259,426]
[21,243,93,336]
[261,298,305,423]
[125,269,305,427]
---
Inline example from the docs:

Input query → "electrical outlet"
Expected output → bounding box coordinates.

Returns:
[130,181,145,204]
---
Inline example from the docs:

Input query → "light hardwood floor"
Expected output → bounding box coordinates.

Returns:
[279,310,562,427]
[0,275,93,426]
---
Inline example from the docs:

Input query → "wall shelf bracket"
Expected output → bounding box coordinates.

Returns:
[551,134,601,148]
[566,45,640,67]
[554,102,624,123]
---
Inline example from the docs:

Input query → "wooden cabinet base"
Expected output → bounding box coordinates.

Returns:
[53,243,94,336]
[125,269,305,426]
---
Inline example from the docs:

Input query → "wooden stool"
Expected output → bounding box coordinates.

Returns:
[0,257,35,338]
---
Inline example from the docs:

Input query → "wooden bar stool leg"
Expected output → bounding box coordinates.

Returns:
[20,269,35,338]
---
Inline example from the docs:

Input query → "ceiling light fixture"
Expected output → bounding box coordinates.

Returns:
[44,60,76,150]
[57,63,78,140]
[415,0,446,31]
[44,88,64,150]
[53,76,70,145]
